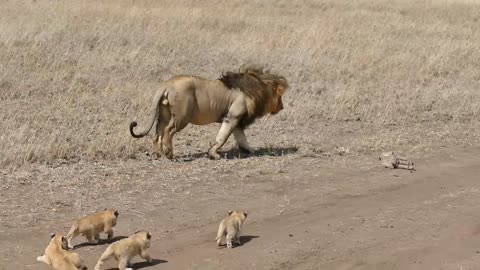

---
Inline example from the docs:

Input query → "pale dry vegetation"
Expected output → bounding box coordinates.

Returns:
[1,0,479,167]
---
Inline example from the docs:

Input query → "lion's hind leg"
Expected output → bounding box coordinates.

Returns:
[161,118,176,160]
[152,134,162,159]
[162,118,188,160]
[84,230,99,244]
[66,252,85,269]
[152,105,171,159]
[66,224,80,249]
[94,245,114,270]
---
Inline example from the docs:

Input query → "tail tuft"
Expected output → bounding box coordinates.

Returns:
[129,121,142,138]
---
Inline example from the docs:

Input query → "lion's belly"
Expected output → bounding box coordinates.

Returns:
[190,111,223,125]
[189,92,231,125]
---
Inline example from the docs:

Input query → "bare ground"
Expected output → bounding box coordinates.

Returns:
[2,1,480,269]
[2,144,480,270]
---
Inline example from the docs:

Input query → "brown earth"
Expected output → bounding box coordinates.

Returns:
[2,145,480,270]
[2,1,480,270]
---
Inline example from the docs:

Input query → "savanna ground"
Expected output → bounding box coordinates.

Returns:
[1,0,480,269]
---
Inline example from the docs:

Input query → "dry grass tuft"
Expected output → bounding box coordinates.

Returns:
[1,0,479,167]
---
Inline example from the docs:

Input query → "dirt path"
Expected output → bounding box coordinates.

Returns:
[2,146,480,270]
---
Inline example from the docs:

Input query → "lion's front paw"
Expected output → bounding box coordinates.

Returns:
[238,146,253,154]
[88,238,99,244]
[152,151,162,159]
[209,151,221,160]
[163,148,174,160]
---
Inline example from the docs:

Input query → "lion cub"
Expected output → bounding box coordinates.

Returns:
[66,209,119,249]
[37,233,86,270]
[216,210,248,248]
[94,230,153,270]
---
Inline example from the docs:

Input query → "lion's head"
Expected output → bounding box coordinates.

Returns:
[219,64,289,127]
[268,77,288,115]
[50,233,69,250]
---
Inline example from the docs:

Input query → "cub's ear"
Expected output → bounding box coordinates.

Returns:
[135,230,141,234]
[61,236,69,250]
[114,210,119,217]
[147,232,152,240]
[228,210,233,215]
[104,208,107,210]
[244,212,248,217]
[50,233,56,238]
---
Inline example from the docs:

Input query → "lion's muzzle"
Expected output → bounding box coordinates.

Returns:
[271,99,284,115]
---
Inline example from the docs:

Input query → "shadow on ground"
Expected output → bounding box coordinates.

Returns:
[105,259,167,270]
[176,146,298,162]
[239,235,260,245]
[217,235,260,249]
[73,235,128,250]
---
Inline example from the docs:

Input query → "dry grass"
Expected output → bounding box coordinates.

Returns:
[1,0,479,167]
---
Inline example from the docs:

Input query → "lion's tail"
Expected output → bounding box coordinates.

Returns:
[129,88,167,138]
[215,221,226,246]
[66,223,78,239]
[66,223,79,249]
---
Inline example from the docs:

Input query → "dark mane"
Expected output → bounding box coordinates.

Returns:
[218,64,289,128]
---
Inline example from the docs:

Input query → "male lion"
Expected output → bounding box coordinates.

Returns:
[129,65,289,160]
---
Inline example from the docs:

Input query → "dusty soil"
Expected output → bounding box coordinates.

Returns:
[2,144,480,270]
[2,1,480,269]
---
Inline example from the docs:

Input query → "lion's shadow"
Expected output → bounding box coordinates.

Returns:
[105,259,167,270]
[239,235,259,245]
[217,235,260,249]
[72,235,128,250]
[176,146,298,162]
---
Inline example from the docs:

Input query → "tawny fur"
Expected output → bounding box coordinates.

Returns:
[66,209,119,249]
[37,233,86,270]
[216,210,248,248]
[94,231,152,270]
[379,151,415,170]
[129,64,289,160]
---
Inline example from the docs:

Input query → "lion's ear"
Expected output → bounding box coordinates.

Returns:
[50,233,56,238]
[274,80,288,95]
